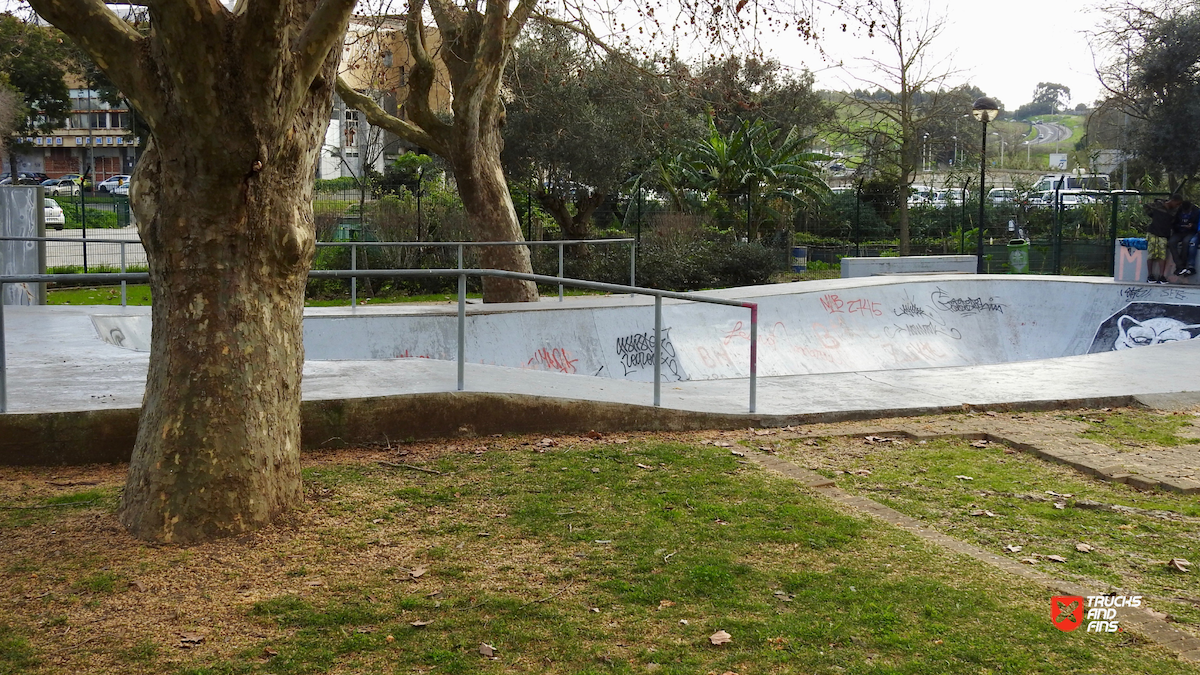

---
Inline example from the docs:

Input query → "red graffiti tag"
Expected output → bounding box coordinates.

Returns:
[819,294,882,316]
[526,347,578,374]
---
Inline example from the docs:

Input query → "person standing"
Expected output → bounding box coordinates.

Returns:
[1143,195,1180,283]
[1170,198,1200,278]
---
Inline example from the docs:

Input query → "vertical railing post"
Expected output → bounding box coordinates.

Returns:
[1109,192,1120,277]
[653,295,662,407]
[457,244,463,270]
[748,303,757,413]
[350,243,358,308]
[0,283,6,412]
[629,240,636,290]
[558,242,564,301]
[457,273,466,391]
[119,242,127,308]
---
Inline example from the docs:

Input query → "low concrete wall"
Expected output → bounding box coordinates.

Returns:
[0,391,1141,466]
[841,255,977,278]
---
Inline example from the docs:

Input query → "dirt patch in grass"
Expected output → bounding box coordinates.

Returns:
[2,426,1198,674]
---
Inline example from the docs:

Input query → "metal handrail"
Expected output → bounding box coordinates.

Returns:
[0,235,638,307]
[0,268,757,415]
[315,238,637,305]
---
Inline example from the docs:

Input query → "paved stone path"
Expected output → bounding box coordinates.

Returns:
[775,410,1200,494]
[739,409,1200,661]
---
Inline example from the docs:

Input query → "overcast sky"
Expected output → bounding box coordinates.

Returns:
[758,0,1111,110]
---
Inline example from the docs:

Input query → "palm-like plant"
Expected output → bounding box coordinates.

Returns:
[661,117,829,240]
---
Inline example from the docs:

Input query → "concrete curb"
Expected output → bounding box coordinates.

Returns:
[748,451,1200,662]
[0,391,1143,466]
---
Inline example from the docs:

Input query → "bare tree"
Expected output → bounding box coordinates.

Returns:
[835,0,960,255]
[26,0,357,543]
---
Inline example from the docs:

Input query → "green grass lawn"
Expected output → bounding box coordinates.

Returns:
[1,434,1196,674]
[47,285,613,307]
[782,433,1200,635]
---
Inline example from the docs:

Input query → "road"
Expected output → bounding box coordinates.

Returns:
[1030,122,1072,145]
[42,226,146,269]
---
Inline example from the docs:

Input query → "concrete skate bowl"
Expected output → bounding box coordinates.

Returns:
[92,275,1200,382]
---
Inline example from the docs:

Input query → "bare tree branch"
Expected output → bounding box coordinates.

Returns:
[404,0,455,140]
[26,0,161,123]
[335,75,449,156]
[288,0,359,116]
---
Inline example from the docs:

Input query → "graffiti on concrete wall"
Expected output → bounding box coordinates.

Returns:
[1089,303,1200,353]
[526,347,579,374]
[930,287,1005,316]
[615,329,686,380]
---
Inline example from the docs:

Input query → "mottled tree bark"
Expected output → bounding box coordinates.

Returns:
[31,0,355,543]
[336,0,541,302]
[539,189,606,258]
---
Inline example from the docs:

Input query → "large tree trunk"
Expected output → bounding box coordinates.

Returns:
[538,189,605,258]
[898,167,912,256]
[450,127,538,302]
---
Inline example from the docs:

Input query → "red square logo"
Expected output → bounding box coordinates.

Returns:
[1052,596,1084,631]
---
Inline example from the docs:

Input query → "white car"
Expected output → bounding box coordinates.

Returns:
[96,175,131,193]
[44,198,65,228]
[113,181,130,196]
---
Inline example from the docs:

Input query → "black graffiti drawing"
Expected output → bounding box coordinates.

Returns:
[893,292,930,318]
[1089,302,1200,353]
[884,322,962,340]
[931,287,1005,316]
[615,329,686,380]
[108,328,126,347]
[1120,286,1153,302]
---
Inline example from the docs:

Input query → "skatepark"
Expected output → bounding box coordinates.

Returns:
[4,272,1200,464]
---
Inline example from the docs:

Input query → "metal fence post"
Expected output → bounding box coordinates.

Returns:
[653,295,662,407]
[558,242,564,301]
[350,243,358,308]
[629,241,636,290]
[120,242,127,308]
[457,273,466,391]
[748,304,757,413]
[0,283,6,413]
[1109,192,1119,277]
[457,244,463,270]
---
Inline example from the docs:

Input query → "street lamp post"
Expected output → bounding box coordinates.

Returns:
[973,97,1000,274]
[952,136,958,166]
[923,133,929,172]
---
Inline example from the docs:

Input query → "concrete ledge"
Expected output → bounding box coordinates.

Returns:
[840,255,977,278]
[0,391,1142,466]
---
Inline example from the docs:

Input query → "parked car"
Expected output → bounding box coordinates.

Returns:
[112,181,130,196]
[40,178,82,196]
[96,175,131,193]
[43,198,65,228]
[988,188,1018,205]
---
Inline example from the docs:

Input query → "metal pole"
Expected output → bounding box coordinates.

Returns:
[977,121,988,274]
[457,273,466,391]
[120,242,127,308]
[653,295,661,407]
[629,241,636,288]
[748,303,757,413]
[0,284,6,413]
[1109,192,1120,277]
[557,242,563,301]
[1053,179,1063,275]
[350,243,357,308]
[457,244,463,270]
[854,182,862,258]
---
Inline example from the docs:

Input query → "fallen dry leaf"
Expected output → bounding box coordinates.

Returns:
[864,435,897,444]
[1054,503,1066,510]
[1118,524,1135,530]
[955,475,974,481]
[539,438,557,447]
[1047,555,1067,563]
[637,463,652,469]
[306,580,324,587]
[411,620,432,628]
[709,630,733,646]
[178,633,206,649]
[1003,545,1023,553]
[852,469,872,476]
[262,647,278,658]
[479,643,496,657]
[587,430,603,439]
[129,580,147,592]
[1168,558,1192,573]
[612,438,630,444]
[753,429,774,436]
[1075,543,1094,553]
[970,440,990,448]
[730,450,746,457]
[658,600,676,610]
[409,566,428,579]
[969,510,996,517]
[386,635,395,643]
[713,441,733,448]
[1020,558,1038,565]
